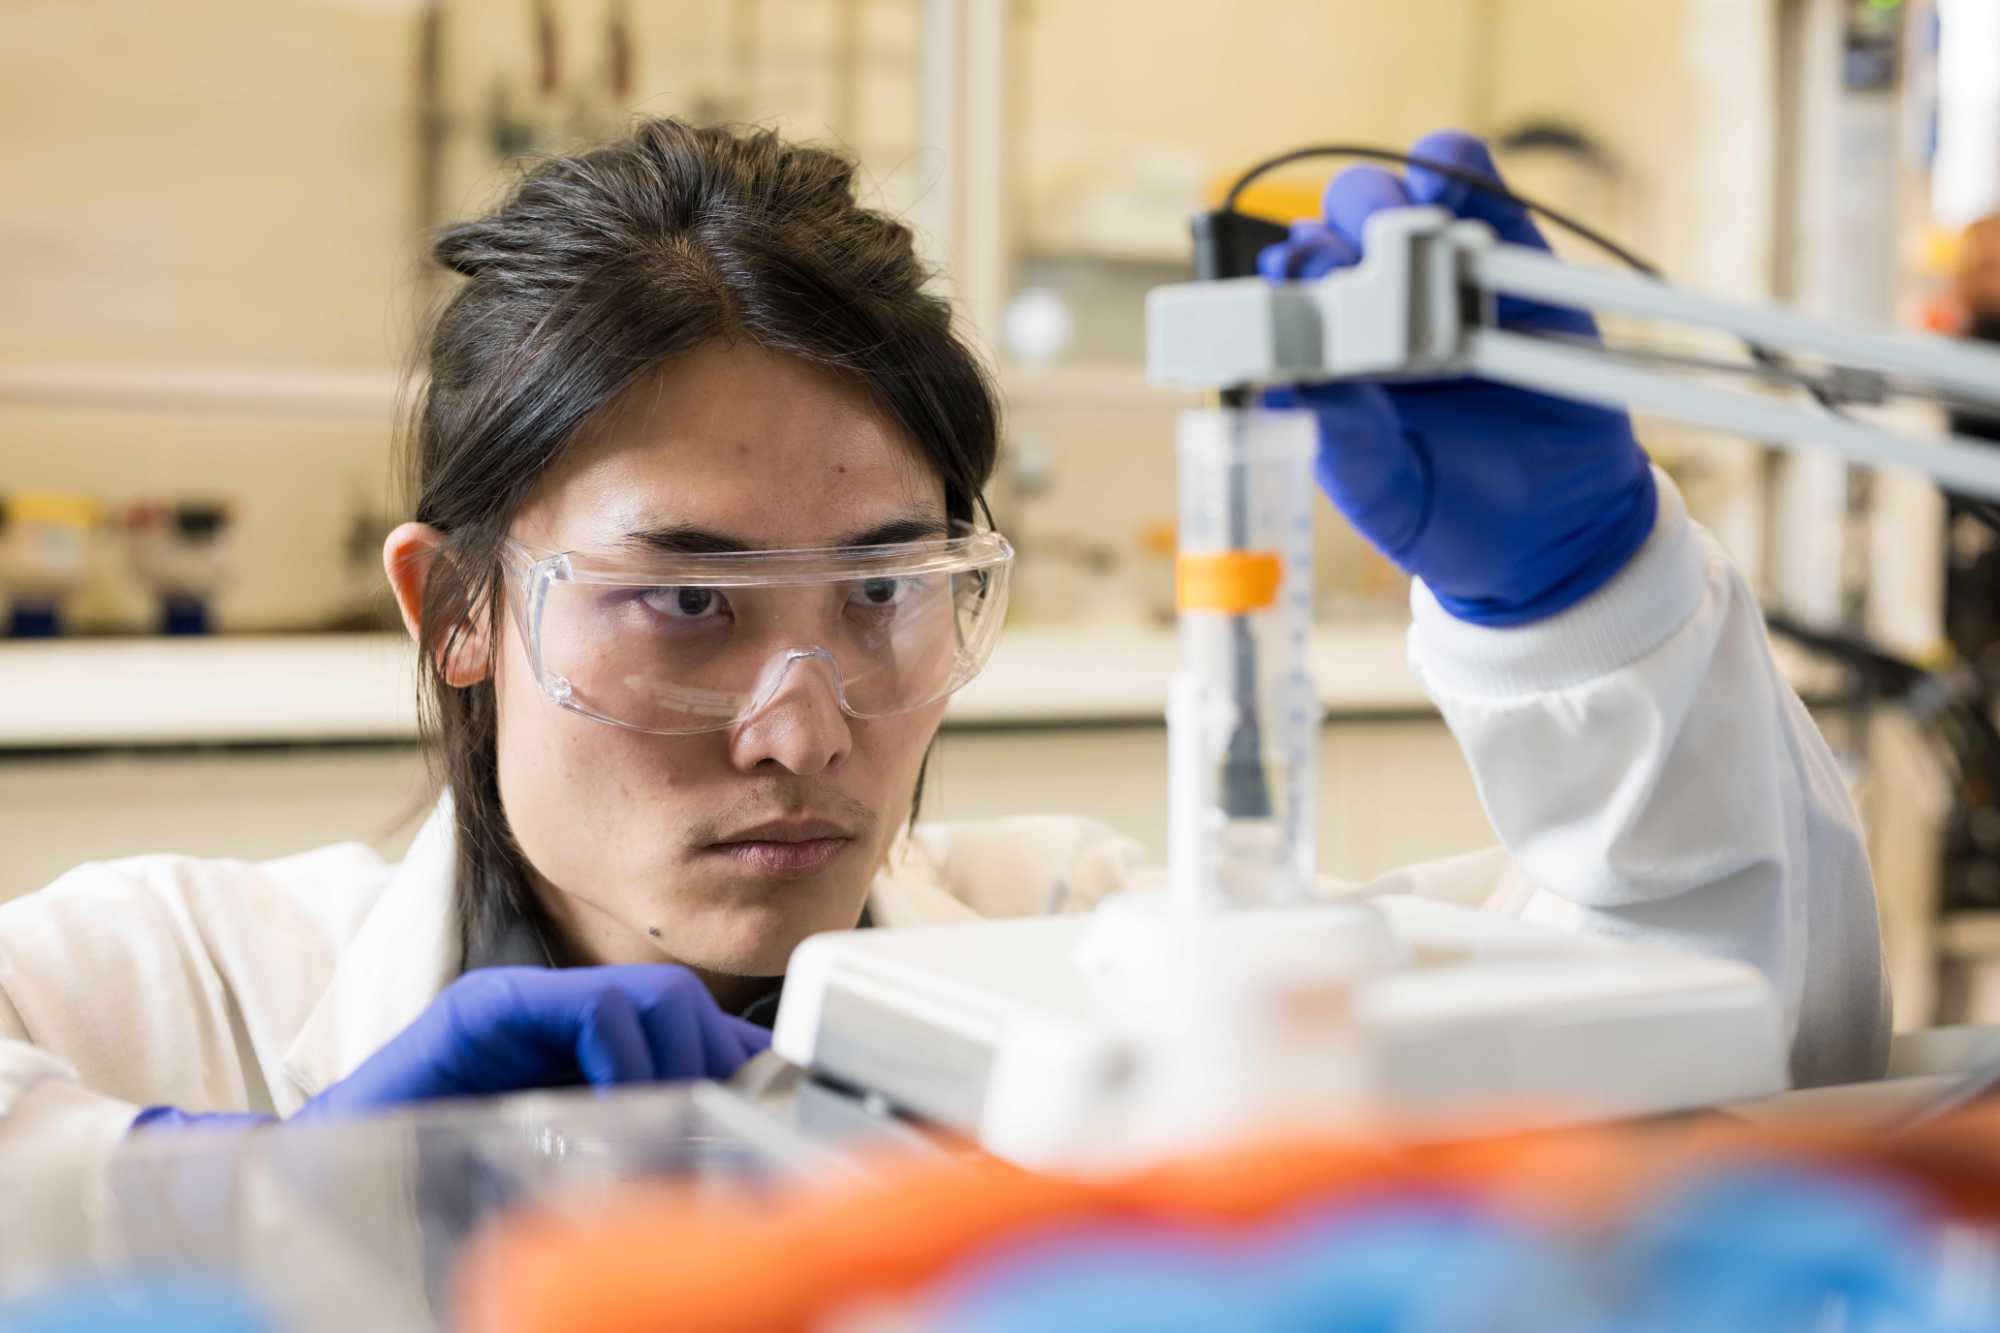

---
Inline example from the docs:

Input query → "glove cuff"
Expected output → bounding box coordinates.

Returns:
[129,1105,278,1136]
[1409,467,1705,698]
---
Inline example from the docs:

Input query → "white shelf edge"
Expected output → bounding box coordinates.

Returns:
[0,365,408,421]
[0,623,1435,749]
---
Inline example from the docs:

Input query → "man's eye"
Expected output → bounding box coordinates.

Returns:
[639,586,726,620]
[856,578,904,606]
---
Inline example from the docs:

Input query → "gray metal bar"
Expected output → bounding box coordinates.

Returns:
[1467,329,2000,501]
[1467,244,2000,412]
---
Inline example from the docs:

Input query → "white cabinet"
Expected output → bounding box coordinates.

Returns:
[0,748,430,906]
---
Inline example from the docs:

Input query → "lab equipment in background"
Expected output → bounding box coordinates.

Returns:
[126,500,235,635]
[1002,531,1125,628]
[328,494,404,633]
[0,493,100,638]
[774,896,1783,1169]
[1148,207,2000,500]
[772,147,2000,1169]
[1135,519,1177,625]
[1002,286,1077,367]
[1168,409,1318,909]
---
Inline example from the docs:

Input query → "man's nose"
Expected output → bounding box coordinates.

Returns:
[726,652,853,776]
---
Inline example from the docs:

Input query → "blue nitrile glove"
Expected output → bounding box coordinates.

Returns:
[130,964,769,1133]
[1258,130,1657,627]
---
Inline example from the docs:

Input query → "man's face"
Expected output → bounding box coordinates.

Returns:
[495,341,951,995]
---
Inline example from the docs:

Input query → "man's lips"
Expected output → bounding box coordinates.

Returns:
[705,819,858,875]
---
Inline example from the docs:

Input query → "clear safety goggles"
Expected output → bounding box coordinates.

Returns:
[500,524,1013,735]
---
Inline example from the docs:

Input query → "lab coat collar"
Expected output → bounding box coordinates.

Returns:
[279,799,463,1111]
[275,800,976,1111]
[866,827,983,928]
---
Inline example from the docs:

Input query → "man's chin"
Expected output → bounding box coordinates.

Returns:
[671,887,869,978]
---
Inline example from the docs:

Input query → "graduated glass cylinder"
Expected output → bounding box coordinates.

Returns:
[1168,407,1320,911]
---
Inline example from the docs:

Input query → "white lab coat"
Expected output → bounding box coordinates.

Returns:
[0,474,1890,1163]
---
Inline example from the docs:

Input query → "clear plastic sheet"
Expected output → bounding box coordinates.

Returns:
[0,1078,872,1332]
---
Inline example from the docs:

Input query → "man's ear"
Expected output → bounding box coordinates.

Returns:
[382,522,491,688]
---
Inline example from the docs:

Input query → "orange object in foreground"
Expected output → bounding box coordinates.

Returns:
[458,1102,2000,1333]
[455,1131,1665,1333]
[456,1160,1107,1333]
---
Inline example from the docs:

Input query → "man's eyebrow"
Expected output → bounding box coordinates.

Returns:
[619,514,951,555]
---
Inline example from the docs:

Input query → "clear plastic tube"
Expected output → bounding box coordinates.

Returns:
[1168,407,1320,910]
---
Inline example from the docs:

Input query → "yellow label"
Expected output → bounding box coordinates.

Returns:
[1176,551,1282,613]
[5,492,99,529]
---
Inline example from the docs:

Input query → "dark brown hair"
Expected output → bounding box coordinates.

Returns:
[404,119,999,953]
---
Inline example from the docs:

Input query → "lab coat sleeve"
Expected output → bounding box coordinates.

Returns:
[0,855,291,1159]
[1403,469,1890,1088]
[0,982,143,1159]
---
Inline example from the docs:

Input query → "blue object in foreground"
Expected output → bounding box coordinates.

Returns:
[923,1227,1261,1333]
[1615,1164,1946,1332]
[0,1274,274,1333]
[925,1200,1590,1333]
[922,1165,1989,1332]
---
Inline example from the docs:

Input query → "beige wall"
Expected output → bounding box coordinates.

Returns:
[0,0,425,371]
[1484,0,1778,294]
[0,0,931,633]
[0,0,1779,632]
[1015,0,1481,258]
[0,1,424,630]
[1474,0,1780,569]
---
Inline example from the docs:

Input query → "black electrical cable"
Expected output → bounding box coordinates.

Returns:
[1224,143,1662,277]
[1224,144,1844,414]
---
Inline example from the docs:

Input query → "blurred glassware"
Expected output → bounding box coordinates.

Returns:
[0,493,102,638]
[1136,519,1177,627]
[1008,533,1126,629]
[125,500,235,636]
[1003,287,1078,367]
[318,490,406,634]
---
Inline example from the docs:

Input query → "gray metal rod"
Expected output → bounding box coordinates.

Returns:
[1467,330,2000,501]
[1468,245,2000,412]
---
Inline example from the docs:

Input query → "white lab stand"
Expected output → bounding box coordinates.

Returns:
[771,205,2000,1169]
[774,893,1785,1171]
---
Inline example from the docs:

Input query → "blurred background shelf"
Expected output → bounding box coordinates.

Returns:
[0,618,1858,750]
[0,365,404,421]
[0,621,1444,751]
[0,633,420,748]
[0,620,1503,915]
